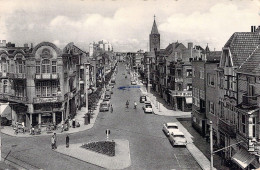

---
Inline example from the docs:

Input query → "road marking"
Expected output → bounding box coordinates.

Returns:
[174,154,181,169]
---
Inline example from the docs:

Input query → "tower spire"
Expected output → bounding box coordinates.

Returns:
[151,15,159,34]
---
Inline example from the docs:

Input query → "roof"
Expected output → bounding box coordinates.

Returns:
[224,32,260,67]
[166,122,178,127]
[238,45,260,75]
[165,42,187,55]
[206,51,221,62]
[151,19,159,34]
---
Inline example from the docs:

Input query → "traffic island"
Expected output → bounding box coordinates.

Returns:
[55,139,131,170]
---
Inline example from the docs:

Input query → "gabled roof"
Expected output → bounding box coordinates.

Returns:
[207,51,221,62]
[224,32,260,67]
[165,42,187,55]
[151,19,159,34]
[238,45,260,75]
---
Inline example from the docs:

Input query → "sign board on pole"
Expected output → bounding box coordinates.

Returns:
[105,129,110,140]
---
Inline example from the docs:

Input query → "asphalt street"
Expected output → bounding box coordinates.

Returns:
[1,62,201,170]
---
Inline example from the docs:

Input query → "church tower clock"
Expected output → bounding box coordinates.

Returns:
[149,15,160,52]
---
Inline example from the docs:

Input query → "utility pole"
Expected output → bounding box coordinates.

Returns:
[210,121,213,170]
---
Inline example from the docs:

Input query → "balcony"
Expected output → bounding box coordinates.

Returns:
[35,73,59,79]
[175,77,183,82]
[14,73,26,79]
[0,94,28,103]
[33,97,62,104]
[242,94,258,106]
[218,118,236,138]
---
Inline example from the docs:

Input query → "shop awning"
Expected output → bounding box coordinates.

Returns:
[185,97,192,104]
[0,103,11,120]
[232,148,255,169]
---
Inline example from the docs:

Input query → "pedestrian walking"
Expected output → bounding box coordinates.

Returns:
[54,133,57,149]
[66,135,70,148]
[111,104,113,113]
[51,135,55,150]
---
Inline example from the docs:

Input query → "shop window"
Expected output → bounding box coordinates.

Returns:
[253,117,256,138]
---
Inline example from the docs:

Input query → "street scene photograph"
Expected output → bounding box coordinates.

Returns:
[0,0,260,169]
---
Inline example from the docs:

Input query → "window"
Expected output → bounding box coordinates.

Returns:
[10,60,14,73]
[192,68,195,77]
[36,61,40,74]
[3,80,8,93]
[253,117,256,138]
[187,84,192,91]
[42,59,50,73]
[208,74,215,87]
[200,69,204,79]
[35,81,58,97]
[177,69,182,77]
[186,69,192,77]
[2,58,7,73]
[52,61,57,74]
[242,115,246,134]
[219,77,224,89]
[209,101,214,114]
[18,60,23,73]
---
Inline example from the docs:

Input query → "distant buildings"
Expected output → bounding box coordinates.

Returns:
[89,40,113,57]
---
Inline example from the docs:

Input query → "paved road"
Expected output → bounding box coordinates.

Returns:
[2,62,201,170]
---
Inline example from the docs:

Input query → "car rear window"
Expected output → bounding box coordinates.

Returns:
[168,126,178,129]
[146,105,152,108]
[174,135,185,138]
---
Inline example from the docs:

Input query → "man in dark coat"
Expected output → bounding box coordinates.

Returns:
[66,135,69,148]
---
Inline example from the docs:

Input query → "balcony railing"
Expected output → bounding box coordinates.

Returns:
[175,77,183,82]
[35,73,59,79]
[242,94,258,106]
[33,97,62,103]
[219,118,236,138]
[0,94,28,103]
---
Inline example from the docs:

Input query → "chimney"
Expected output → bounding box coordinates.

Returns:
[2,40,6,46]
[188,42,193,49]
[251,26,254,32]
[24,43,28,48]
[31,43,33,49]
[254,26,256,32]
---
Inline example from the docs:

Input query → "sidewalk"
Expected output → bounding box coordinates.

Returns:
[0,161,17,170]
[1,91,106,138]
[139,83,216,170]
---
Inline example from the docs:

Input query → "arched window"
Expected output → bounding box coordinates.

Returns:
[3,80,8,93]
[2,58,7,73]
[42,59,50,73]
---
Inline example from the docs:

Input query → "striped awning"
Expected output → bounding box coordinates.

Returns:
[0,102,11,120]
[232,148,255,169]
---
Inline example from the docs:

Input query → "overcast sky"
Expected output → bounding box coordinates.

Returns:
[0,0,259,52]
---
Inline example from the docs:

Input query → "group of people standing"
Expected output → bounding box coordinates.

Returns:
[51,133,70,150]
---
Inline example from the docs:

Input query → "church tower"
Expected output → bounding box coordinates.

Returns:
[149,15,160,52]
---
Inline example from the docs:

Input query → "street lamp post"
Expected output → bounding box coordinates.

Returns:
[210,121,213,170]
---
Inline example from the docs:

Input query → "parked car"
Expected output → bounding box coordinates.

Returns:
[169,130,187,146]
[139,95,147,103]
[105,91,112,99]
[99,102,110,112]
[162,122,179,136]
[111,78,116,85]
[131,81,137,85]
[143,102,153,113]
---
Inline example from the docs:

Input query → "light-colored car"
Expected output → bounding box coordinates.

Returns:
[99,101,110,112]
[169,130,187,146]
[162,122,179,136]
[131,81,137,85]
[143,104,153,113]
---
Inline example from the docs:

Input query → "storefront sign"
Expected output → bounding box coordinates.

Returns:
[170,90,192,97]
